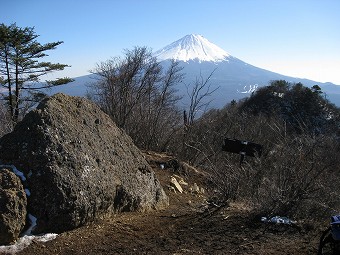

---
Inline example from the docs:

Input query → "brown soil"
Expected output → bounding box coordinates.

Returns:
[15,151,323,255]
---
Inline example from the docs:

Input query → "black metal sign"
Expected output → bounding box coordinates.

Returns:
[222,138,263,164]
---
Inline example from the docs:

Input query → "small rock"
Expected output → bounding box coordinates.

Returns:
[170,176,183,193]
[172,174,182,181]
[0,168,27,245]
[167,185,176,193]
[192,183,200,194]
[178,179,188,186]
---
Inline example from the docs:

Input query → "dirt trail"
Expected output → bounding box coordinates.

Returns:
[15,152,322,255]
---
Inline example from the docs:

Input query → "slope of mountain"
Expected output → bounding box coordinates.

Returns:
[46,34,340,108]
[154,34,340,108]
[46,74,94,97]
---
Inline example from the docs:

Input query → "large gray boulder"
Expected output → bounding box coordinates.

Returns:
[0,168,27,245]
[0,93,168,233]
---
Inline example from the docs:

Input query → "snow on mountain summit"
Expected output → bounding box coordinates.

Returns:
[154,34,231,62]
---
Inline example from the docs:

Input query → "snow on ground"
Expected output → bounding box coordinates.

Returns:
[237,84,259,94]
[22,214,37,236]
[0,234,58,254]
[0,164,57,254]
[0,164,26,181]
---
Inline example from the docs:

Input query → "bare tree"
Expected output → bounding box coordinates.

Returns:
[91,47,161,128]
[186,69,218,126]
[174,69,219,162]
[90,47,184,150]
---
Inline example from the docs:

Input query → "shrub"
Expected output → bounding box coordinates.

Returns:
[169,95,340,221]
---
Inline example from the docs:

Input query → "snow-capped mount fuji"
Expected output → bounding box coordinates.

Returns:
[45,34,340,108]
[154,34,232,62]
[153,34,340,108]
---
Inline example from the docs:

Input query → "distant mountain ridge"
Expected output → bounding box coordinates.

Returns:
[153,34,340,108]
[47,34,340,107]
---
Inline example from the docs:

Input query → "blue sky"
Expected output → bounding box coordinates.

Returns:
[2,0,340,84]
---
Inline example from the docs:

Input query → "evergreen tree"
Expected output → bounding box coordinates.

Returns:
[240,80,340,134]
[0,23,73,123]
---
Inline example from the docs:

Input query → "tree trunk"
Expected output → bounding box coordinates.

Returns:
[4,50,13,119]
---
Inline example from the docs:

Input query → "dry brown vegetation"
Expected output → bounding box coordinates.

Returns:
[172,109,340,221]
[17,152,324,255]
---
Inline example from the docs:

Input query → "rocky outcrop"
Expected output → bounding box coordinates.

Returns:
[0,168,27,245]
[0,93,168,233]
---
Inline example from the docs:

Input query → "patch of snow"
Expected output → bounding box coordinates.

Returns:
[261,216,296,225]
[22,214,37,236]
[0,164,26,181]
[154,34,231,62]
[273,92,284,98]
[0,234,58,254]
[24,189,31,196]
[237,84,258,94]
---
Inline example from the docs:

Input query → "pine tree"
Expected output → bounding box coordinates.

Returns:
[0,23,73,123]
